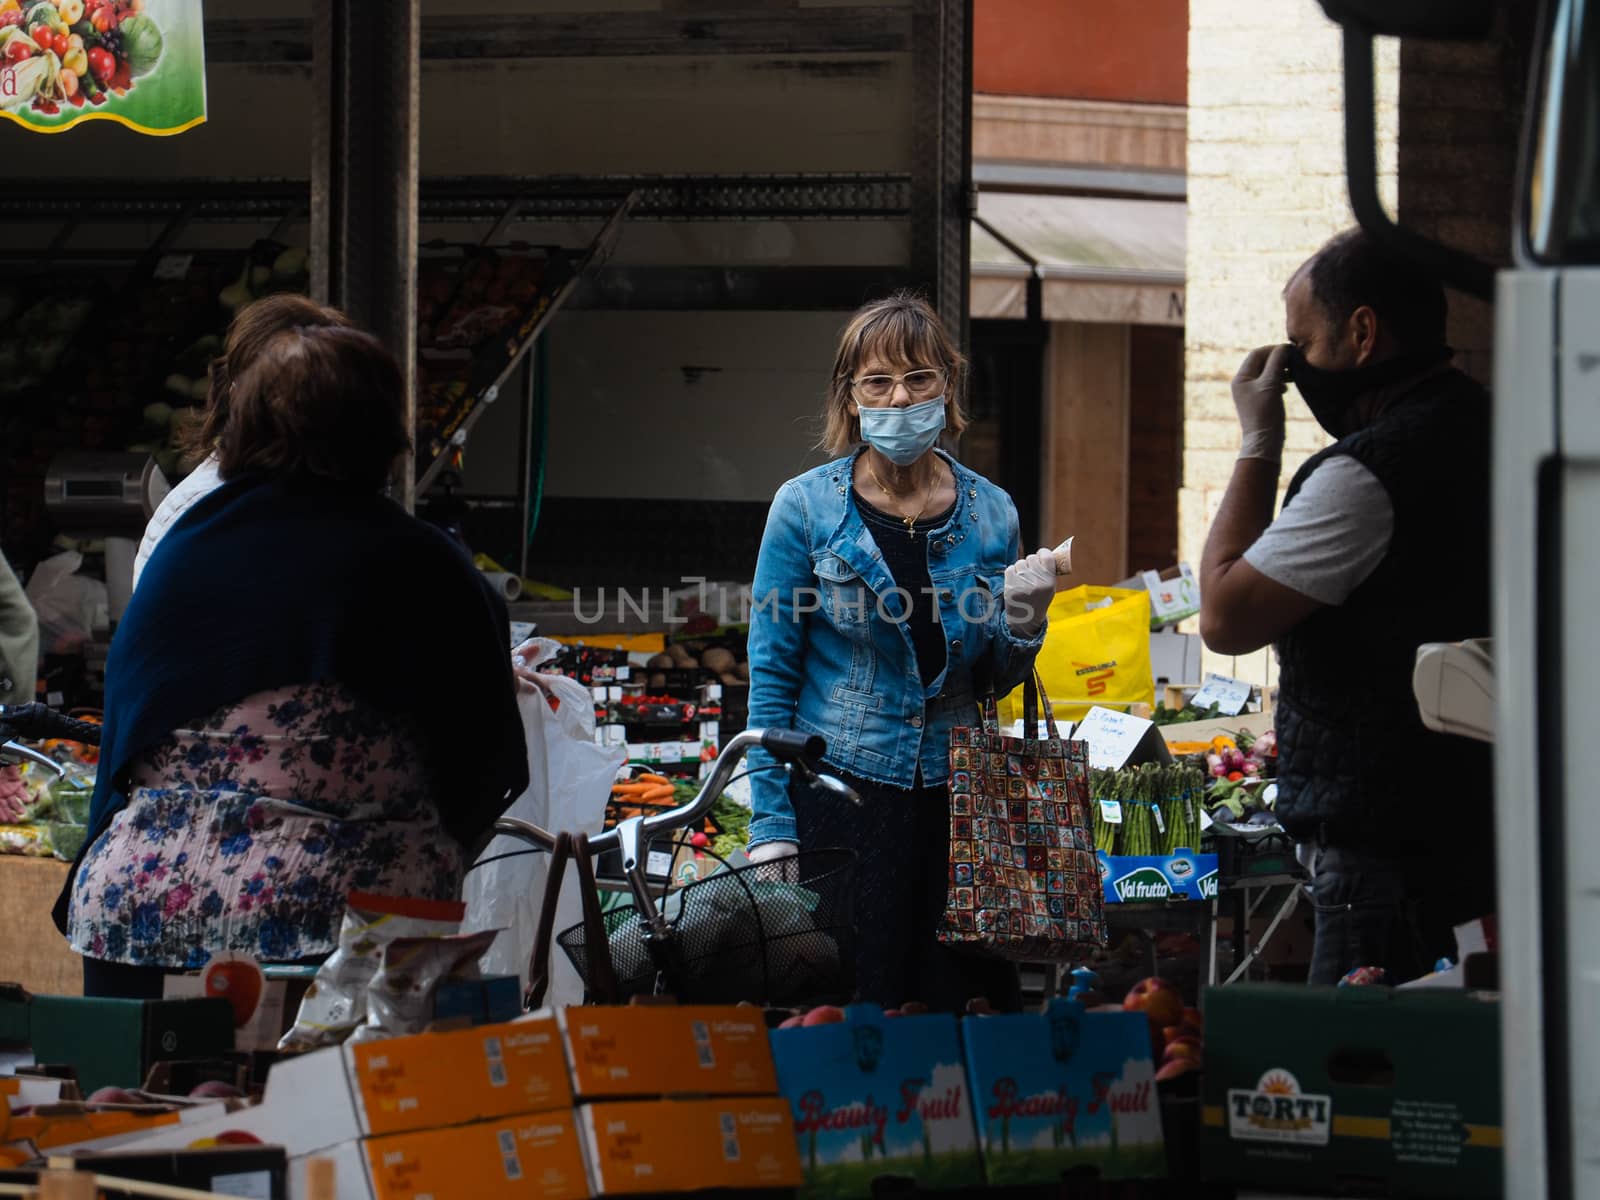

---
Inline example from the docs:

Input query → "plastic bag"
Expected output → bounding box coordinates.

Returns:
[350,929,499,1043]
[279,893,465,1051]
[999,585,1154,724]
[463,639,623,1007]
[24,550,107,655]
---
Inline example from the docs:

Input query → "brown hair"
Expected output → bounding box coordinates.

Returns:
[216,325,411,493]
[819,291,968,457]
[178,294,352,466]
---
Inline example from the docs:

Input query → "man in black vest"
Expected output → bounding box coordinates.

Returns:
[1198,228,1494,986]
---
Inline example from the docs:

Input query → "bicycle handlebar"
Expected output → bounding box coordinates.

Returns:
[491,727,850,859]
[0,704,103,747]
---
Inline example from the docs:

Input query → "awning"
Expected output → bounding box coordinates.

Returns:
[970,191,1186,326]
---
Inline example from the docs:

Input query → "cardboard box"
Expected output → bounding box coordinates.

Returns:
[1159,710,1274,747]
[3,1098,234,1156]
[120,1015,570,1158]
[163,973,290,1053]
[1149,630,1202,688]
[559,1005,776,1099]
[1200,985,1502,1198]
[78,1145,288,1200]
[768,1006,983,1198]
[580,1096,800,1195]
[362,1110,591,1200]
[961,1000,1165,1184]
[28,995,236,1094]
[1097,850,1219,904]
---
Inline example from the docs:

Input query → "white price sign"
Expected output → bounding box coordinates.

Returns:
[1072,706,1172,771]
[1190,672,1253,716]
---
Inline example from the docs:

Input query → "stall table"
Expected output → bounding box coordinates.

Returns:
[0,856,82,995]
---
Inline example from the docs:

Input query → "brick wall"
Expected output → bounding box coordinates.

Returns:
[1181,0,1398,687]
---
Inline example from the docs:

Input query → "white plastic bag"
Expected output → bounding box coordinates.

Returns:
[24,551,107,654]
[463,639,623,1007]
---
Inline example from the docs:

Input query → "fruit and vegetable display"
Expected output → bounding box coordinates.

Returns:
[1120,976,1204,1083]
[1195,729,1280,830]
[0,739,95,859]
[1090,763,1206,856]
[0,0,165,116]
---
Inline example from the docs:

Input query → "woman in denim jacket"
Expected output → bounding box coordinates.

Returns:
[744,293,1056,1012]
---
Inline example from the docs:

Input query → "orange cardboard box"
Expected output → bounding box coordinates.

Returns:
[363,1110,592,1200]
[558,1006,777,1099]
[580,1097,800,1195]
[349,1015,571,1136]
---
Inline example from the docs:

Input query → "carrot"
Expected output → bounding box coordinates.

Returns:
[611,782,654,796]
[639,785,675,802]
[637,773,672,785]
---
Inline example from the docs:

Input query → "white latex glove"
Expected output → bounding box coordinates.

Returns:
[1003,548,1056,639]
[747,840,799,865]
[1232,344,1292,464]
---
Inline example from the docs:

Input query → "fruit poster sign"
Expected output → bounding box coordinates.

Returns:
[0,0,205,134]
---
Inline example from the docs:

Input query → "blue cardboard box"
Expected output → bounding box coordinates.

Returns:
[770,1005,983,1199]
[1097,849,1219,904]
[962,999,1166,1185]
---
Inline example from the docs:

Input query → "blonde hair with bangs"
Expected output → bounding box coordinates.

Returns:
[819,292,968,457]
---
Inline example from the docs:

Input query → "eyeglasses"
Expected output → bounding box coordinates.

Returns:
[852,368,945,403]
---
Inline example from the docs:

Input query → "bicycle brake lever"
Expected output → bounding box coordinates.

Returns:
[2,740,64,777]
[796,760,862,807]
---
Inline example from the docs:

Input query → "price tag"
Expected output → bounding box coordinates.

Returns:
[647,850,673,877]
[1190,672,1253,717]
[1153,805,1166,834]
[1200,808,1215,832]
[1073,706,1172,771]
[1099,799,1123,825]
[153,253,194,281]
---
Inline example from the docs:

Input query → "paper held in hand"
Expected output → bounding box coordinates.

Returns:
[1053,536,1074,576]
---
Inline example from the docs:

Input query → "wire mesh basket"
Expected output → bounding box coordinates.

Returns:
[558,847,857,1006]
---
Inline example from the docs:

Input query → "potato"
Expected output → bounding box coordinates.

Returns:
[702,648,736,674]
[666,642,694,664]
[647,653,675,670]
[720,672,741,686]
[649,672,667,689]
[735,662,750,681]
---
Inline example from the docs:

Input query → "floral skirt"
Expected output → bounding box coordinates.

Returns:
[67,681,463,969]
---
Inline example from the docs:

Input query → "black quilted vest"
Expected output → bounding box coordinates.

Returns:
[1273,368,1493,851]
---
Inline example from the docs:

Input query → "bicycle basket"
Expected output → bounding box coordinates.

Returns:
[557,847,857,1006]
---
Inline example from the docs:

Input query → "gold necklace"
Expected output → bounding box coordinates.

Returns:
[866,458,939,534]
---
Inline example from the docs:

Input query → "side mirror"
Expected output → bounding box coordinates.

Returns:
[1318,2,1499,298]
[1317,0,1494,39]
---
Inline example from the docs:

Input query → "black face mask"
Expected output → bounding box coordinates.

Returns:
[1285,345,1452,440]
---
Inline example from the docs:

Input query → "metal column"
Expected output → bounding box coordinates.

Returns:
[911,0,973,349]
[310,0,421,509]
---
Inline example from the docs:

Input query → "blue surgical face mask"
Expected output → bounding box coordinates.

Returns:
[856,396,947,466]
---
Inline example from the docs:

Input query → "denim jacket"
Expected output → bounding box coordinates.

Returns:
[744,449,1045,848]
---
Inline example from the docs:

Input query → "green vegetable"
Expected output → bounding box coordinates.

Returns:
[25,2,65,34]
[118,13,164,75]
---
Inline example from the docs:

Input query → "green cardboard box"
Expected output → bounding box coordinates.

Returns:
[1200,985,1502,1199]
[28,995,235,1095]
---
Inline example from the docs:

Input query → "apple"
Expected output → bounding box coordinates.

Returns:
[801,1005,846,1027]
[1163,1038,1202,1065]
[883,1009,903,1018]
[777,1015,805,1030]
[900,1001,929,1016]
[188,1081,245,1100]
[1122,977,1184,1029]
[215,1130,264,1145]
[88,1087,143,1105]
[203,954,265,1029]
[1155,1058,1199,1083]
[1182,1006,1203,1028]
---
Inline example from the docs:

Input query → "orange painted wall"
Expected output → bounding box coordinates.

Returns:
[974,0,1188,106]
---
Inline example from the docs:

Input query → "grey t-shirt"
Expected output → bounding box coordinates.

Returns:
[1242,454,1394,606]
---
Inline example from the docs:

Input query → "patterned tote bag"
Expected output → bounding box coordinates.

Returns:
[938,673,1107,961]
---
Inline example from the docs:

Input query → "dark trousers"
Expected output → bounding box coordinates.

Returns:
[1305,843,1495,985]
[82,957,169,999]
[791,770,1022,1014]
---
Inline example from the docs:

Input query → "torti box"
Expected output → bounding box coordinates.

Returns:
[558,1005,777,1099]
[579,1096,800,1195]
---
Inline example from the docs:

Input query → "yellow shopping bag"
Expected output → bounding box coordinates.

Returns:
[998,585,1154,724]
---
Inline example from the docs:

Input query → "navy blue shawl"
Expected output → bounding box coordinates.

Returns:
[53,472,529,933]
